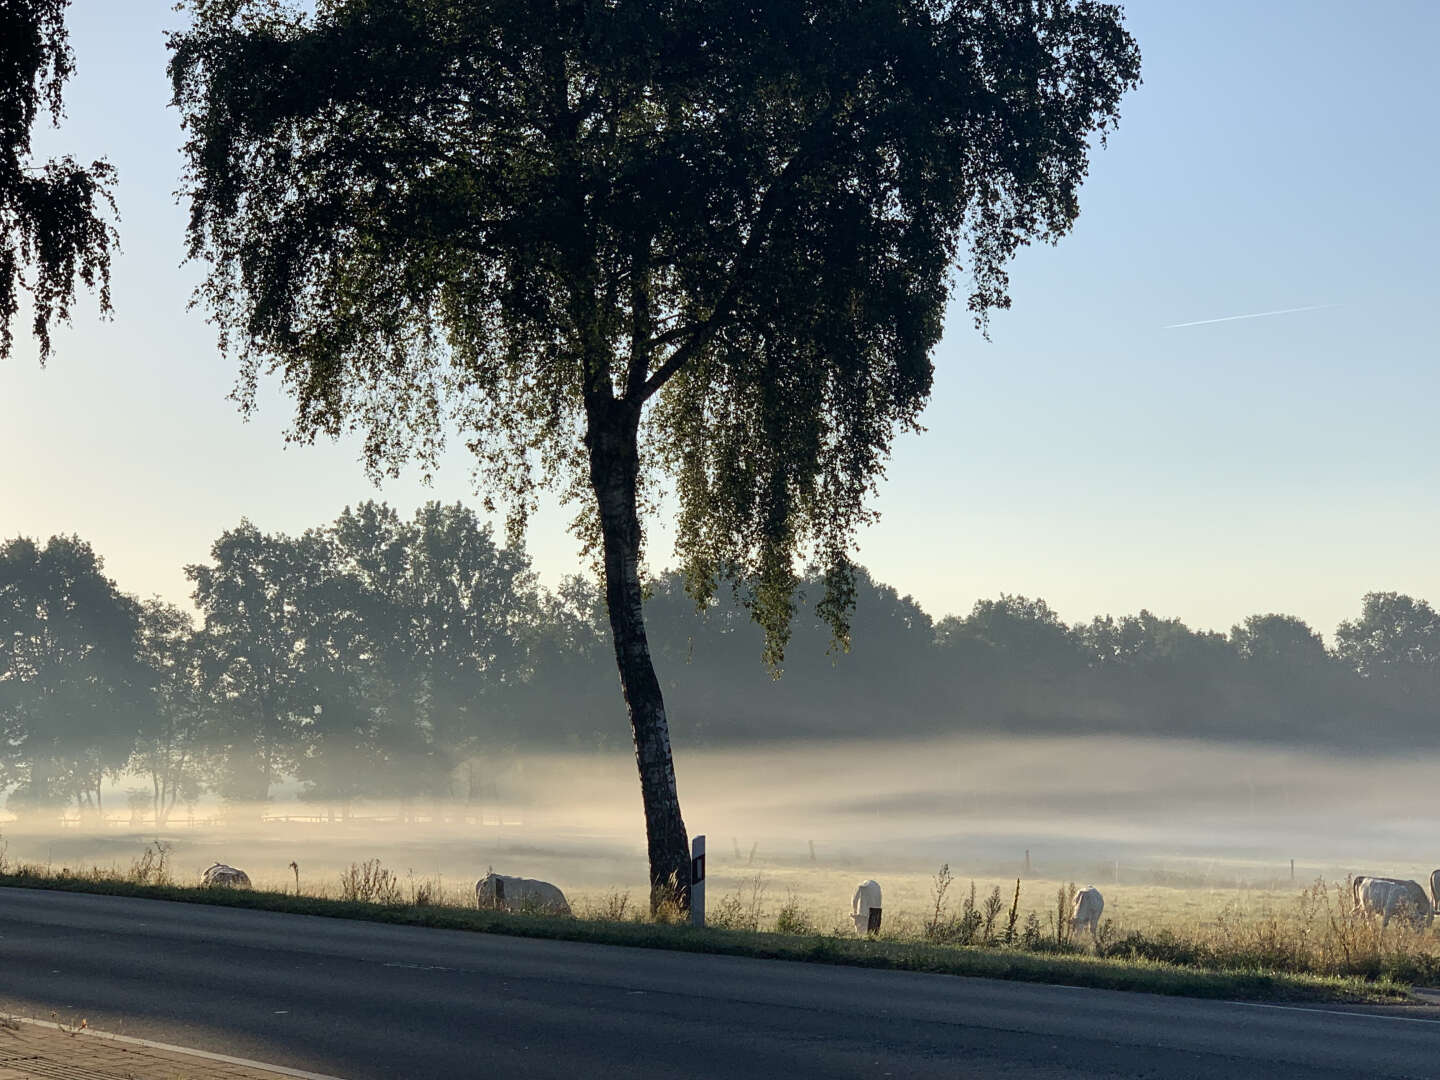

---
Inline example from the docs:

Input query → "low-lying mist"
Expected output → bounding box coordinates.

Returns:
[5,735,1436,900]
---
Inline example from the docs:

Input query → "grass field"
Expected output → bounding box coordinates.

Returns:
[7,736,1440,1002]
[3,832,1438,1004]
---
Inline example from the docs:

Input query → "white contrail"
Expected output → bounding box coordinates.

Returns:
[1162,304,1335,329]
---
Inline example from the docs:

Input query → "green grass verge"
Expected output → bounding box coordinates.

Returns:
[0,871,1413,1005]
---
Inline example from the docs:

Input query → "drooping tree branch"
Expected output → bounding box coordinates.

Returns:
[1,0,118,361]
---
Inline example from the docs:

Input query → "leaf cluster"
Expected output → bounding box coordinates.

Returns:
[169,0,1140,661]
[0,0,118,359]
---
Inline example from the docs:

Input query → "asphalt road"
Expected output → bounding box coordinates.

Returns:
[0,889,1437,1079]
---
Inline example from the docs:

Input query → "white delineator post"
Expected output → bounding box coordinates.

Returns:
[691,834,706,928]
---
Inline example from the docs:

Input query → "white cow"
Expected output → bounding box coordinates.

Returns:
[201,863,251,888]
[476,872,571,915]
[1353,876,1431,929]
[851,879,883,935]
[1071,886,1104,937]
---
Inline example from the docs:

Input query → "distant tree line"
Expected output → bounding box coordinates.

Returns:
[2,505,1437,817]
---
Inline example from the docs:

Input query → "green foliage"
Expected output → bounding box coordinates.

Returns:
[774,892,817,936]
[1005,878,1021,945]
[0,0,118,360]
[924,866,987,945]
[0,535,147,812]
[13,516,1440,813]
[1335,593,1440,701]
[981,885,1005,945]
[710,874,768,932]
[186,521,324,802]
[1056,881,1076,946]
[185,501,538,804]
[167,0,1141,660]
[1022,911,1043,950]
[133,600,207,826]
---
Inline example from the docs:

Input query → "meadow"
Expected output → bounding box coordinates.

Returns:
[5,735,1440,999]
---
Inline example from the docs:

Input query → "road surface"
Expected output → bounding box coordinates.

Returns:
[0,888,1437,1078]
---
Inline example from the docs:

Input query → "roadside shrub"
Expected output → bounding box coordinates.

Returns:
[128,840,172,887]
[774,893,817,936]
[339,859,402,905]
[1021,911,1043,949]
[981,886,1005,945]
[406,871,438,907]
[1103,928,1213,967]
[583,889,631,922]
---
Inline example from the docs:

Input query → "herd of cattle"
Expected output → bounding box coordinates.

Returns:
[195,863,1440,935]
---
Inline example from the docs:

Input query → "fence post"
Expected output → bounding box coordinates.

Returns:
[691,835,706,928]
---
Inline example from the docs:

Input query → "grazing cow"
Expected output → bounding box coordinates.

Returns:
[1071,886,1104,937]
[201,863,251,889]
[476,872,571,915]
[851,879,883,935]
[1353,876,1431,929]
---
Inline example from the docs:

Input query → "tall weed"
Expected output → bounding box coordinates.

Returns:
[338,859,402,904]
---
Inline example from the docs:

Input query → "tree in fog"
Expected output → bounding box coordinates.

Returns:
[187,522,327,805]
[1230,613,1328,668]
[0,535,145,813]
[1335,592,1440,703]
[1,0,118,359]
[132,599,208,825]
[325,501,540,801]
[508,574,623,755]
[644,566,938,742]
[1075,610,1236,736]
[1226,613,1340,740]
[169,0,1140,906]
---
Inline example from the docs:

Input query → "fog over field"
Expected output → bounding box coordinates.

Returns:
[8,736,1436,909]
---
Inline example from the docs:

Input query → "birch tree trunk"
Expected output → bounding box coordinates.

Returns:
[587,396,691,912]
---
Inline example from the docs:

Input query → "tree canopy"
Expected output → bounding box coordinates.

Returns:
[0,535,145,811]
[169,0,1141,906]
[170,0,1141,653]
[1,0,117,360]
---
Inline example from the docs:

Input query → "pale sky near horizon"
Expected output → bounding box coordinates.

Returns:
[2,1,1436,642]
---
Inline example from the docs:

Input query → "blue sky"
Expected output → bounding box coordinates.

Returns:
[2,0,1436,640]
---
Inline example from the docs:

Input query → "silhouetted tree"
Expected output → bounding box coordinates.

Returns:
[1335,593,1440,724]
[0,535,144,813]
[132,599,208,825]
[169,0,1141,907]
[324,501,541,798]
[645,566,939,742]
[1230,613,1328,668]
[187,522,328,806]
[510,574,623,753]
[1,0,117,359]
